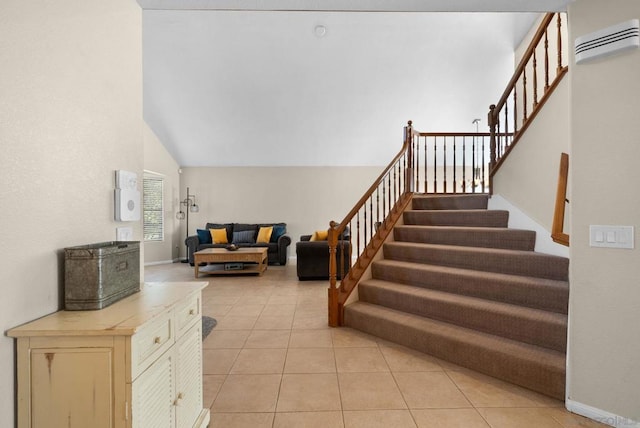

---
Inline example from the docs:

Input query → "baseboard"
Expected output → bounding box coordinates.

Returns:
[488,194,569,258]
[144,260,176,266]
[566,399,639,427]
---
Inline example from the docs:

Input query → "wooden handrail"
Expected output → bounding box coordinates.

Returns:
[493,13,556,114]
[552,152,569,246]
[328,121,417,327]
[489,13,567,177]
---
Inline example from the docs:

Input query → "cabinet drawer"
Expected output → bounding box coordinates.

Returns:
[175,293,201,337]
[130,310,174,380]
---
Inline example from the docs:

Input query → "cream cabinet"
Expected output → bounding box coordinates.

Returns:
[8,282,210,428]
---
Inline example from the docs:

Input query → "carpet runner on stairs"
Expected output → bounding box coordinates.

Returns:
[343,194,569,400]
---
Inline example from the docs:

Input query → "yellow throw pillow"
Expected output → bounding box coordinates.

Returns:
[257,226,273,243]
[310,229,328,241]
[210,228,228,244]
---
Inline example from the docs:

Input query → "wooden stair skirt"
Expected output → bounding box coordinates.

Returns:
[343,194,568,400]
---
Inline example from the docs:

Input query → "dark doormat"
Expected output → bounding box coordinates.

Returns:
[202,316,217,340]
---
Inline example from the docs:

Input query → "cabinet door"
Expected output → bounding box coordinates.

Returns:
[175,321,203,428]
[131,350,175,428]
[31,348,113,428]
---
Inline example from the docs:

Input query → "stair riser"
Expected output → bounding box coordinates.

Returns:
[394,226,536,251]
[412,195,489,210]
[344,305,565,400]
[359,283,567,352]
[404,210,509,228]
[371,262,569,314]
[383,244,569,281]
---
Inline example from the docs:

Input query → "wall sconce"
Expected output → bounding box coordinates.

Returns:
[177,187,199,263]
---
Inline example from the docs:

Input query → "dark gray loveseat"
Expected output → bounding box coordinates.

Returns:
[185,222,291,266]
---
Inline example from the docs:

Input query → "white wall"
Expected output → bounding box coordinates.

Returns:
[567,1,640,424]
[143,125,182,264]
[491,75,570,235]
[0,1,142,426]
[179,166,383,259]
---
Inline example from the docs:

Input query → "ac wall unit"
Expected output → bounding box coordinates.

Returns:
[575,19,639,64]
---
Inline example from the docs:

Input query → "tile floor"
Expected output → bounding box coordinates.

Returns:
[145,262,604,428]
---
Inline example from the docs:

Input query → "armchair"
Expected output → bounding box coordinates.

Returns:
[296,228,351,280]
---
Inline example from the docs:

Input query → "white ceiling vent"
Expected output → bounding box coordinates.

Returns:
[575,19,639,64]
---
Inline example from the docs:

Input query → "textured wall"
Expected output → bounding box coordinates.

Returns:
[0,1,142,426]
[567,0,640,422]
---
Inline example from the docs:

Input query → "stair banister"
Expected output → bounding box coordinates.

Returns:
[489,12,568,176]
[328,121,417,327]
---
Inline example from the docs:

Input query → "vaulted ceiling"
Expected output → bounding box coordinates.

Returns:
[141,0,572,167]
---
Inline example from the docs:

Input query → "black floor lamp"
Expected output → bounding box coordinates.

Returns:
[177,187,199,263]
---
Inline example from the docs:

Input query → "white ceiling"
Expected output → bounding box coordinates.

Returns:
[141,1,572,167]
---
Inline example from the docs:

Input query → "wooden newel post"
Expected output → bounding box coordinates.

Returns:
[404,120,414,193]
[328,221,340,327]
[488,105,497,170]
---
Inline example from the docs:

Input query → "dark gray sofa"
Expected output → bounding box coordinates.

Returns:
[185,222,291,266]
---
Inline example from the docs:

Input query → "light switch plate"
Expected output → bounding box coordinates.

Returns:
[117,227,133,241]
[589,225,634,249]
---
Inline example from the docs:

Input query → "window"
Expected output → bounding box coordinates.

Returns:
[143,175,164,241]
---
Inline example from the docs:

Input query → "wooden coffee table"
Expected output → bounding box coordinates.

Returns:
[193,247,268,278]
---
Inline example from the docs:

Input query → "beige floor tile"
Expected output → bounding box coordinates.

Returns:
[203,295,241,306]
[203,349,240,374]
[545,408,609,427]
[202,304,233,318]
[253,315,294,330]
[411,408,490,428]
[268,295,299,305]
[289,329,333,348]
[446,370,563,408]
[276,373,342,412]
[202,329,251,349]
[212,374,281,412]
[146,263,578,428]
[394,371,472,409]
[339,372,407,410]
[209,412,274,428]
[334,347,390,373]
[343,410,418,428]
[476,408,565,428]
[292,314,331,330]
[295,301,327,313]
[273,411,344,428]
[215,315,258,330]
[284,348,336,373]
[203,375,226,409]
[244,329,291,348]
[261,303,297,317]
[226,304,265,317]
[236,295,270,305]
[332,328,379,347]
[230,348,287,374]
[379,344,444,372]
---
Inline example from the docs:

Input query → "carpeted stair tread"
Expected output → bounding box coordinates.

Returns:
[394,225,536,251]
[344,301,565,399]
[371,259,568,314]
[358,279,567,352]
[412,194,489,210]
[404,209,509,227]
[383,242,569,281]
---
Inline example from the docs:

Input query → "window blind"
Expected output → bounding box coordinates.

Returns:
[143,176,164,241]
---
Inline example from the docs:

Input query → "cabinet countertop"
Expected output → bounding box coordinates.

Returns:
[7,281,208,338]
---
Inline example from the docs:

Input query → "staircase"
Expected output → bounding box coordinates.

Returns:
[343,194,569,400]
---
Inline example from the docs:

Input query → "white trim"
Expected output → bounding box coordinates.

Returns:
[488,194,569,258]
[144,260,175,266]
[566,399,639,428]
